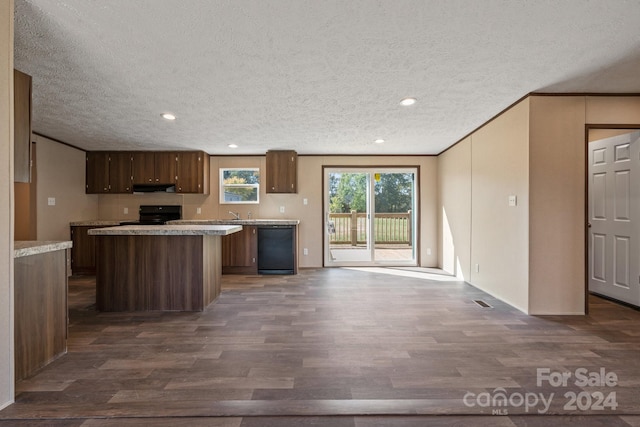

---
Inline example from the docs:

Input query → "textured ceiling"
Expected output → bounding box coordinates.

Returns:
[13,0,640,155]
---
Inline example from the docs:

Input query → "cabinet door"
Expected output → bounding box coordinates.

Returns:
[222,226,257,274]
[109,152,132,193]
[86,152,110,193]
[176,151,203,193]
[14,70,32,183]
[131,152,155,184]
[266,150,297,193]
[70,226,98,274]
[154,152,177,185]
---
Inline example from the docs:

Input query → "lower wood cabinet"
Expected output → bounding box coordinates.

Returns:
[15,249,68,381]
[70,225,113,275]
[221,225,257,274]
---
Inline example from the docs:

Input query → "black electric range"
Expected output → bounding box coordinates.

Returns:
[119,205,182,226]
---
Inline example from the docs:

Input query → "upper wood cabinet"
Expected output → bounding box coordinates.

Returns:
[86,152,110,193]
[14,69,32,183]
[86,152,132,194]
[87,150,208,194]
[176,151,209,194]
[132,151,177,185]
[266,150,297,193]
[109,152,133,193]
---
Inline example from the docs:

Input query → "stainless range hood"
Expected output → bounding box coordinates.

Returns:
[132,184,176,193]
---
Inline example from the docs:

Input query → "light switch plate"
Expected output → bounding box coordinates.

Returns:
[47,197,55,206]
[508,195,517,207]
[280,206,285,213]
[123,207,128,214]
[196,207,202,214]
[303,198,308,205]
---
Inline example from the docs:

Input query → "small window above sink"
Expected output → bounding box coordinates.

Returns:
[220,168,260,204]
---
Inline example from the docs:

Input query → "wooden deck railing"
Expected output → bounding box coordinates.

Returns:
[328,211,412,245]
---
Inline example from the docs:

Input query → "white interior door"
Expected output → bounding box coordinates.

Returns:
[588,131,640,306]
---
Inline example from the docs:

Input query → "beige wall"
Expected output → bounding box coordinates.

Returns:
[98,155,439,268]
[1,0,14,409]
[35,134,99,240]
[437,137,471,280]
[471,99,530,312]
[438,95,640,315]
[529,96,586,314]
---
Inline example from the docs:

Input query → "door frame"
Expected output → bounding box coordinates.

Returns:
[322,165,421,267]
[584,124,640,314]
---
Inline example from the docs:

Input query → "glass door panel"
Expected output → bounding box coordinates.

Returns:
[324,170,371,265]
[324,167,418,267]
[373,171,416,263]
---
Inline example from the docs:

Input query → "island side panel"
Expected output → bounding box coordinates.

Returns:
[202,234,222,306]
[147,235,203,311]
[96,235,148,311]
[95,235,209,311]
[14,250,68,381]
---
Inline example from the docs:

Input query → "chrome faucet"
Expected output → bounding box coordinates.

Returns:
[229,211,241,220]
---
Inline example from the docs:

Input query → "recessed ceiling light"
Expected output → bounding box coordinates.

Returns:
[228,144,238,148]
[161,113,176,120]
[374,139,385,144]
[399,97,417,106]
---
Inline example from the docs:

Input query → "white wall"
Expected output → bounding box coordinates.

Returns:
[1,0,14,409]
[35,134,99,240]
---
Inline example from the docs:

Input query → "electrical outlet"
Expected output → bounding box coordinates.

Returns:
[303,248,308,255]
[47,197,55,206]
[123,207,128,215]
[196,207,202,214]
[303,198,308,205]
[508,195,517,207]
[427,248,432,255]
[475,263,480,273]
[280,206,285,213]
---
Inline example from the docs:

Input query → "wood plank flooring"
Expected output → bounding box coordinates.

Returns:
[2,267,640,426]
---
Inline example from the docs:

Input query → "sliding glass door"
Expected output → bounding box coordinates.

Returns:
[324,167,418,267]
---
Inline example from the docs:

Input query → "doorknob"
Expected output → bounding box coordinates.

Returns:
[587,223,592,228]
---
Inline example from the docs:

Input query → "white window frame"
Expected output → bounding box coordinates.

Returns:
[219,168,260,204]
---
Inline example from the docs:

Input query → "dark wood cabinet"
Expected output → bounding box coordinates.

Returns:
[222,225,257,274]
[71,225,113,274]
[86,152,132,193]
[14,69,32,183]
[132,152,177,185]
[86,152,110,193]
[15,248,68,381]
[109,152,132,193]
[266,150,297,193]
[176,151,209,193]
[87,150,208,194]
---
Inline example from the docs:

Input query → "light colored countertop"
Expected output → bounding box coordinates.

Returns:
[14,241,73,258]
[168,219,300,226]
[87,224,243,236]
[70,220,121,226]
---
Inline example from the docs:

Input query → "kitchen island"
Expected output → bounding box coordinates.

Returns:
[88,225,241,312]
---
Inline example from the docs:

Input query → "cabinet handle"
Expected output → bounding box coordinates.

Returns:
[148,178,152,182]
[156,178,159,182]
[252,257,256,263]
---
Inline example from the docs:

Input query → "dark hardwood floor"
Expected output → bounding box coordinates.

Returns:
[2,267,640,426]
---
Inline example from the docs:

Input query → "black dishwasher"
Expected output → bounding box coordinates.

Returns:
[257,226,295,274]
